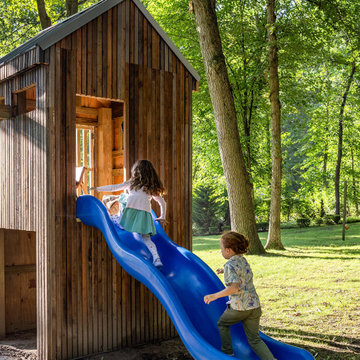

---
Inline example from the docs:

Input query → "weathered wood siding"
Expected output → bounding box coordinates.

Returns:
[0,0,195,358]
[44,0,194,359]
[0,48,41,81]
[0,65,50,356]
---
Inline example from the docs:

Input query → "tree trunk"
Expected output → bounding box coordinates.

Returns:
[335,63,355,215]
[66,0,78,17]
[323,101,329,189]
[265,0,284,250]
[351,146,359,215]
[192,0,265,254]
[36,0,52,29]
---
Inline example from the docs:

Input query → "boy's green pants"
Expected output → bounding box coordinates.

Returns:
[217,306,275,360]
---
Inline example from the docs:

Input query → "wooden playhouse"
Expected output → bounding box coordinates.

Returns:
[0,0,199,358]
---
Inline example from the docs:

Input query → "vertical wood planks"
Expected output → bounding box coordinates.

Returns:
[97,108,113,195]
[0,0,196,358]
[0,229,4,338]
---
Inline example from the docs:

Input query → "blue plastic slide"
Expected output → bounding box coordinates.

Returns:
[76,195,314,360]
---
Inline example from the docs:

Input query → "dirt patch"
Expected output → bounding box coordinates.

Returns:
[80,338,193,360]
[0,329,37,360]
[0,332,192,360]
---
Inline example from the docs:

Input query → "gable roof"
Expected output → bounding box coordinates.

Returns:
[0,0,200,81]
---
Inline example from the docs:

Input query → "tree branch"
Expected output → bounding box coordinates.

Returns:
[35,0,52,29]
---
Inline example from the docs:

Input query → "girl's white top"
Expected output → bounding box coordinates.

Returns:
[96,180,166,219]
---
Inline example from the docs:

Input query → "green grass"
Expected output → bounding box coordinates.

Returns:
[193,223,360,360]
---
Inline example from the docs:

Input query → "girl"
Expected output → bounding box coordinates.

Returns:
[204,231,276,360]
[92,160,166,268]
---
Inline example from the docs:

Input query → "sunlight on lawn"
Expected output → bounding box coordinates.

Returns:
[193,223,360,360]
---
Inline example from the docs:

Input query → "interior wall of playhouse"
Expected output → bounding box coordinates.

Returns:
[0,0,197,358]
[0,229,36,337]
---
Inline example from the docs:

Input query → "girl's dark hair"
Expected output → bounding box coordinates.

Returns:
[130,159,165,196]
[221,231,249,254]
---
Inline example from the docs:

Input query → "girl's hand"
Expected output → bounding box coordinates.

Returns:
[155,218,167,225]
[216,268,224,274]
[204,293,217,304]
[89,187,97,191]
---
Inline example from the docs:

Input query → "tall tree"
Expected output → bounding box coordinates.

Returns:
[191,0,265,254]
[350,146,359,215]
[265,0,284,250]
[335,62,356,215]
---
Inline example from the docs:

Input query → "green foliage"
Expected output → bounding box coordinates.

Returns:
[0,0,40,56]
[0,0,98,57]
[256,221,268,232]
[192,184,222,234]
[2,0,360,227]
[326,214,339,225]
[346,216,360,223]
[124,0,360,225]
[296,217,311,228]
[279,221,298,229]
[313,217,324,226]
[324,214,341,225]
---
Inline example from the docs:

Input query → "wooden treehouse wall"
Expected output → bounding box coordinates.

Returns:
[0,66,49,352]
[41,0,195,359]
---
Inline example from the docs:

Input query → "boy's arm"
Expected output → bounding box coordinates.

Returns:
[204,283,239,304]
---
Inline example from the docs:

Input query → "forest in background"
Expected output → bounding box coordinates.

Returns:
[1,0,360,235]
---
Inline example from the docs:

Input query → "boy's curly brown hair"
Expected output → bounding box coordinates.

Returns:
[130,159,165,196]
[221,231,249,254]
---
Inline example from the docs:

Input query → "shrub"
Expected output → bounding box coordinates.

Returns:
[199,227,209,235]
[324,214,341,225]
[208,226,219,235]
[256,222,268,232]
[192,185,220,231]
[314,217,324,226]
[346,216,360,223]
[280,222,298,229]
[333,215,341,224]
[296,217,311,228]
[324,215,335,225]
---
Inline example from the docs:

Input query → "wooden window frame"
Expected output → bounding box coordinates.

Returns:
[12,84,36,116]
[76,125,95,196]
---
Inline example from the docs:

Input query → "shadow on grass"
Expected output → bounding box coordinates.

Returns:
[193,243,360,260]
[255,251,360,261]
[262,326,360,360]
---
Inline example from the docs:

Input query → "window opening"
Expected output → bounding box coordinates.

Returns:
[75,94,124,197]
[12,85,36,116]
[76,126,94,196]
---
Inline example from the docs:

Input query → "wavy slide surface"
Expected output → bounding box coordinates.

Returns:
[76,195,314,360]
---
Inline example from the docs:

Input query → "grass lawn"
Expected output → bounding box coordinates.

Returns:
[193,223,360,360]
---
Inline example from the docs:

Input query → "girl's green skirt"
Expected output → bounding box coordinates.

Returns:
[120,207,156,235]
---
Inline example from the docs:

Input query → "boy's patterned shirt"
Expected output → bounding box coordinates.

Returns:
[224,254,261,311]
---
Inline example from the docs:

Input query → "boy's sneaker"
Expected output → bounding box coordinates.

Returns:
[153,258,163,268]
